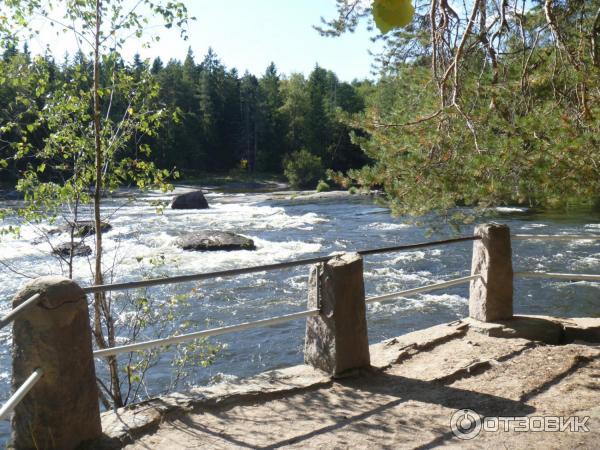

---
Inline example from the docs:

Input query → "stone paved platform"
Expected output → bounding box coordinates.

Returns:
[95,315,600,449]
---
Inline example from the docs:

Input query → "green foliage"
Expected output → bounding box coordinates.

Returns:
[284,149,324,189]
[0,50,369,186]
[325,1,600,218]
[316,179,330,192]
[115,255,222,404]
[337,59,600,217]
[1,0,194,409]
[1,54,175,225]
[0,4,371,408]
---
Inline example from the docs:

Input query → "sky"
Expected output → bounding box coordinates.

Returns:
[24,0,380,82]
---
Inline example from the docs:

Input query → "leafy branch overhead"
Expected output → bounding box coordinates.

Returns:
[322,1,600,216]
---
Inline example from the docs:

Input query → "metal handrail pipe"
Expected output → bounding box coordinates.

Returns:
[82,236,481,295]
[512,234,600,241]
[0,293,41,331]
[356,236,479,256]
[515,272,600,282]
[93,309,320,358]
[0,368,44,421]
[365,274,480,304]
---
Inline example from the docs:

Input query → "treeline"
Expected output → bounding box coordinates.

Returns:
[0,43,372,187]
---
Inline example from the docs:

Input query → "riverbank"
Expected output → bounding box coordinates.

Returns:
[96,315,600,449]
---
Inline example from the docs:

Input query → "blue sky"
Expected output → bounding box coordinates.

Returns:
[27,1,379,81]
[176,1,378,81]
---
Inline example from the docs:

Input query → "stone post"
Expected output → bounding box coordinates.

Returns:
[469,223,514,322]
[304,252,370,376]
[10,276,102,450]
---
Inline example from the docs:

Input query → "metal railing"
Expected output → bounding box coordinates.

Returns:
[515,272,600,282]
[94,309,320,358]
[0,236,481,332]
[513,233,600,282]
[0,293,41,330]
[4,231,600,422]
[95,274,482,358]
[365,274,480,304]
[90,236,480,357]
[0,234,480,421]
[81,236,480,295]
[0,368,43,421]
[513,234,600,241]
[78,230,600,384]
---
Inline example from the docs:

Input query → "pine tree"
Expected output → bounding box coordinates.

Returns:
[256,63,286,172]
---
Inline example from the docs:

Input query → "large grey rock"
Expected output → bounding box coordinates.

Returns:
[171,191,209,209]
[11,276,101,449]
[469,223,513,322]
[52,241,93,257]
[304,252,370,376]
[177,231,256,251]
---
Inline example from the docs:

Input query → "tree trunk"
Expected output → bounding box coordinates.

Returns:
[92,0,123,407]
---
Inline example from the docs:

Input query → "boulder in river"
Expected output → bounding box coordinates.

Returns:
[50,220,112,237]
[171,191,209,209]
[68,220,112,237]
[52,242,93,257]
[177,231,256,252]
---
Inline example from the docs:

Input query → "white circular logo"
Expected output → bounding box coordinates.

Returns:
[450,409,483,440]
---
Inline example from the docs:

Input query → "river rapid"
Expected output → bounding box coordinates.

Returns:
[2,186,600,442]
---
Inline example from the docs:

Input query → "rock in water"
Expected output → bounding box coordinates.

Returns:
[70,220,112,237]
[52,242,93,257]
[177,231,256,251]
[51,220,112,237]
[171,191,209,209]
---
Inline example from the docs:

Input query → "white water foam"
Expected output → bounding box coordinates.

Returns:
[520,223,547,230]
[366,222,411,231]
[0,198,327,293]
[366,293,467,314]
[495,207,527,213]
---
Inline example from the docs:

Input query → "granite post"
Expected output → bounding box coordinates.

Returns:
[304,252,370,376]
[469,223,514,322]
[10,276,102,450]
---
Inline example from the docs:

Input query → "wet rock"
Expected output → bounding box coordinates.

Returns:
[1,190,24,200]
[52,242,93,257]
[171,191,209,209]
[50,220,112,237]
[177,231,255,251]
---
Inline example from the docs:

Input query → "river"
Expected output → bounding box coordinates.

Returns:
[2,186,600,443]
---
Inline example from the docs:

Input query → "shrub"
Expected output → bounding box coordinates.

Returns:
[284,150,324,189]
[316,180,330,192]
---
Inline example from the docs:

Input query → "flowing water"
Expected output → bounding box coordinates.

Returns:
[2,187,600,443]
